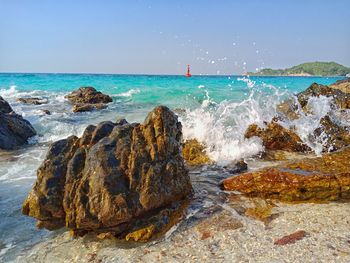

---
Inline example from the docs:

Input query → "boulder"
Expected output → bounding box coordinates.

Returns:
[65,87,112,112]
[182,139,212,166]
[0,96,36,150]
[65,87,112,105]
[223,147,350,202]
[17,97,48,105]
[22,106,192,240]
[297,83,350,110]
[245,121,310,152]
[330,78,350,93]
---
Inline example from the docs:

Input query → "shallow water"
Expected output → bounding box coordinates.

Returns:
[0,74,347,261]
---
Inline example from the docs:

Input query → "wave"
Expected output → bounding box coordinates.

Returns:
[113,88,140,97]
[181,79,350,165]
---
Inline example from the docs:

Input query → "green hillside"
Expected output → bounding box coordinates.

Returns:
[249,62,350,76]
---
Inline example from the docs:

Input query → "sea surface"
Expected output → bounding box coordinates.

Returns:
[0,73,345,262]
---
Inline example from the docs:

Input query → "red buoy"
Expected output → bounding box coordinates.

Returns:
[185,64,192,77]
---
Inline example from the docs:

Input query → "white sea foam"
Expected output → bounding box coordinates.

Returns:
[181,81,350,164]
[181,85,285,165]
[114,88,140,97]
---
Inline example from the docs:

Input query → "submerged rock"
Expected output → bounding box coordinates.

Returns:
[17,97,48,105]
[245,121,310,152]
[22,106,192,241]
[0,96,36,150]
[72,103,107,113]
[223,147,350,202]
[182,139,212,166]
[274,230,307,246]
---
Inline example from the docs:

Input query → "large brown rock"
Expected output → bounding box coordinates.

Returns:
[297,82,350,110]
[330,78,350,93]
[65,87,112,112]
[223,147,350,202]
[22,106,192,240]
[0,96,36,150]
[245,121,310,152]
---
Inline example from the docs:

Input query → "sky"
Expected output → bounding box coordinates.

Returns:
[0,0,349,75]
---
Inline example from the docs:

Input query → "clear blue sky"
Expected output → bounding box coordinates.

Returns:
[0,0,349,74]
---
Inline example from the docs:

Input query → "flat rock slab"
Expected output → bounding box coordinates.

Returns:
[223,147,350,202]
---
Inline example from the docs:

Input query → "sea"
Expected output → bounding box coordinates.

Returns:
[0,73,346,262]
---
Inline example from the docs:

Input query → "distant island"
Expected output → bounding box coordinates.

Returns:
[248,62,350,76]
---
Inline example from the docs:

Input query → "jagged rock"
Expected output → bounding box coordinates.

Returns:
[65,87,112,105]
[182,139,212,166]
[313,115,350,152]
[277,81,350,121]
[17,97,48,105]
[297,83,350,110]
[245,121,310,152]
[330,78,350,93]
[0,96,36,150]
[223,147,350,202]
[22,106,192,241]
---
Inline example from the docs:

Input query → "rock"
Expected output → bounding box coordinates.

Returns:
[0,96,13,113]
[0,96,36,150]
[72,103,108,113]
[65,87,112,112]
[274,230,307,245]
[182,139,212,166]
[223,147,350,202]
[65,87,112,105]
[245,121,310,152]
[22,106,192,241]
[330,78,350,93]
[41,109,51,115]
[297,83,350,110]
[276,100,301,121]
[17,97,48,105]
[313,115,350,152]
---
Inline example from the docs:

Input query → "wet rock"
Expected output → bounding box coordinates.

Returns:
[182,139,212,166]
[0,96,36,150]
[223,147,350,202]
[72,103,107,113]
[65,87,112,105]
[65,87,112,112]
[22,106,192,241]
[313,115,350,152]
[17,97,48,105]
[245,121,310,152]
[330,78,350,93]
[41,109,51,115]
[274,230,307,245]
[276,100,300,121]
[297,83,350,110]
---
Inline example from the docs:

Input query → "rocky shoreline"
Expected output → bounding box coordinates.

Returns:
[1,78,350,262]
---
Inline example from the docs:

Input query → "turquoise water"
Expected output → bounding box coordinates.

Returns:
[0,73,346,262]
[0,73,341,110]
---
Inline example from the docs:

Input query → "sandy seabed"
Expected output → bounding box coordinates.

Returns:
[17,201,350,263]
